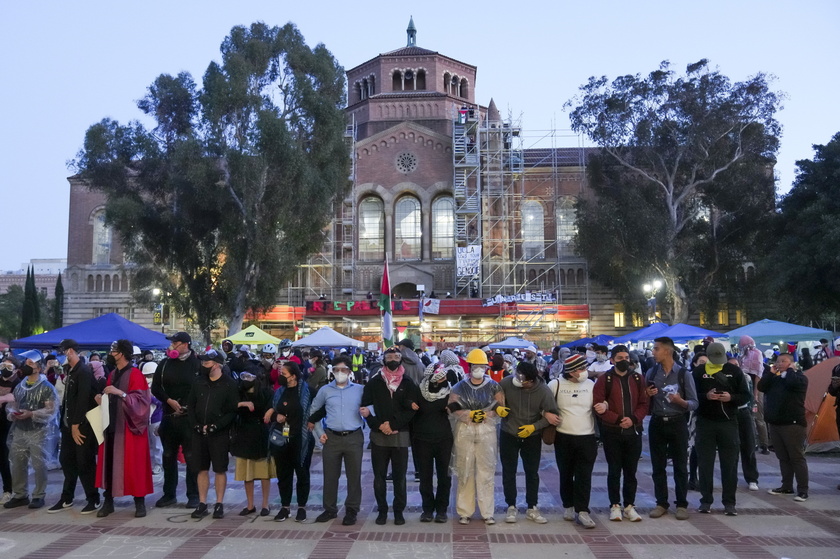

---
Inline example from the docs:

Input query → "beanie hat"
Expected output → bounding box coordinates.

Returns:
[564,354,587,372]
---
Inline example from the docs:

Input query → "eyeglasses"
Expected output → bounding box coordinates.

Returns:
[240,372,257,381]
[333,366,350,372]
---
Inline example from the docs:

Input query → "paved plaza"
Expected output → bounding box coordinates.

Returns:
[0,430,837,559]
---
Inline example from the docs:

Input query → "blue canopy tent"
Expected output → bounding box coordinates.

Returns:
[10,313,170,350]
[560,334,615,348]
[488,337,534,350]
[653,323,725,343]
[726,319,833,345]
[613,322,671,344]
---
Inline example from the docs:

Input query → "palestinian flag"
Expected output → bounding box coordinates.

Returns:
[379,258,394,347]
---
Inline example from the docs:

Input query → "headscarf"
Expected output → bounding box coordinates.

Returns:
[420,362,451,401]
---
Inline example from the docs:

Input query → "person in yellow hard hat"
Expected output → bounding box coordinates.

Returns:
[448,348,504,525]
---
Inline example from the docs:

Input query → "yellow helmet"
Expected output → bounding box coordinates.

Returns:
[466,348,489,365]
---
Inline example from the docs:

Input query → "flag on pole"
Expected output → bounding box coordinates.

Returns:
[379,258,394,347]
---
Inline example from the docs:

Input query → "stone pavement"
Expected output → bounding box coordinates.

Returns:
[0,433,837,559]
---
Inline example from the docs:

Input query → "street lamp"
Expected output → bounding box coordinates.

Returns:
[643,280,663,324]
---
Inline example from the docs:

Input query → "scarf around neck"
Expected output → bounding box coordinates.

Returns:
[382,365,405,393]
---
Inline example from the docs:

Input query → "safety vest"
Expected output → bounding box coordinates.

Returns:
[352,353,364,372]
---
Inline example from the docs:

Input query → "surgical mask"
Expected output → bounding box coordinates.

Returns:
[615,360,630,373]
[106,355,117,368]
[385,360,401,371]
[335,372,349,384]
[277,375,288,387]
[576,370,588,382]
[585,350,596,361]
[512,377,523,388]
[261,358,273,367]
[166,349,180,360]
[282,351,291,357]
[20,364,35,376]
[470,366,485,380]
[596,354,608,363]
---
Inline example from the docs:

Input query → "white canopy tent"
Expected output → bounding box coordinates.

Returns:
[291,326,364,348]
[488,337,534,350]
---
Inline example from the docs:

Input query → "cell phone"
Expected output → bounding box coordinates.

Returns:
[13,411,23,416]
[714,389,723,394]
[647,381,656,388]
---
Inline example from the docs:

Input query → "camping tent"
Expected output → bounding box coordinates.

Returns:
[225,325,280,346]
[488,337,534,349]
[613,322,671,344]
[798,357,840,452]
[291,326,364,348]
[653,323,725,343]
[727,319,833,345]
[10,313,170,350]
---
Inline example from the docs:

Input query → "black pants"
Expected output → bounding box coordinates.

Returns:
[500,430,543,509]
[696,416,739,507]
[273,435,315,507]
[601,428,642,507]
[370,443,408,514]
[413,436,453,514]
[59,423,99,503]
[769,424,809,493]
[737,407,759,484]
[649,414,689,509]
[0,419,11,493]
[159,414,198,501]
[554,433,597,513]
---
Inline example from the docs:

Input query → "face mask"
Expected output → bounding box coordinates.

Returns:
[201,363,214,375]
[241,380,255,390]
[576,371,588,382]
[586,350,596,361]
[20,364,35,376]
[261,358,273,367]
[470,366,485,379]
[106,355,117,368]
[512,377,523,388]
[282,351,290,357]
[596,354,608,363]
[277,375,288,387]
[385,360,401,371]
[615,360,630,372]
[166,349,180,360]
[335,372,349,384]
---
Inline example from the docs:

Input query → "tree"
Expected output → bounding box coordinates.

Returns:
[0,285,24,342]
[567,60,782,323]
[73,22,349,341]
[20,266,43,337]
[53,272,64,329]
[765,132,840,323]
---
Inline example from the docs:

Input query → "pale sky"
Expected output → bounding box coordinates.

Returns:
[1,0,837,272]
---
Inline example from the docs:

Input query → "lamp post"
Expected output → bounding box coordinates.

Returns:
[642,280,663,324]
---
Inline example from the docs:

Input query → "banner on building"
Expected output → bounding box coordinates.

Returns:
[456,245,481,277]
[482,291,557,306]
[421,298,441,315]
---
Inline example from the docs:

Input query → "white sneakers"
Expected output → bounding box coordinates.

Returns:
[610,504,622,521]
[563,507,575,521]
[748,482,759,491]
[623,505,641,522]
[458,516,470,525]
[0,492,11,505]
[484,516,496,525]
[525,507,547,524]
[576,511,596,529]
[505,506,518,523]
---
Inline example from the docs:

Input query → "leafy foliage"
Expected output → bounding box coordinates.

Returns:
[567,60,781,322]
[73,22,349,339]
[0,285,25,342]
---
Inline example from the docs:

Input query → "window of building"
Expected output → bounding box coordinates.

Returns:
[717,307,729,326]
[92,209,112,265]
[358,197,384,260]
[395,196,421,260]
[735,309,746,326]
[614,304,626,328]
[556,196,577,256]
[521,200,545,260]
[432,197,454,260]
[632,313,645,328]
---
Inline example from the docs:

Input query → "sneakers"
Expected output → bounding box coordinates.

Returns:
[420,511,434,523]
[576,511,596,529]
[275,507,290,521]
[239,507,256,516]
[794,493,809,502]
[649,505,668,518]
[315,511,336,523]
[28,498,45,509]
[434,512,448,523]
[768,487,794,495]
[295,507,306,522]
[760,446,770,455]
[563,507,575,521]
[623,505,642,522]
[0,492,11,505]
[484,516,495,525]
[698,503,711,514]
[724,505,737,516]
[155,495,177,508]
[212,503,224,519]
[458,516,470,524]
[525,507,547,524]
[748,482,759,491]
[505,505,518,523]
[186,497,200,509]
[675,507,689,520]
[609,504,622,522]
[80,500,100,515]
[394,512,406,525]
[191,502,209,519]
[375,511,387,525]
[47,499,73,513]
[96,499,115,518]
[260,508,270,516]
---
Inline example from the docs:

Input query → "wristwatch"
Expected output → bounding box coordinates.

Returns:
[121,392,127,398]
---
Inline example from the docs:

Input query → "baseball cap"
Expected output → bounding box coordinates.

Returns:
[706,342,727,365]
[167,332,191,344]
[396,338,415,350]
[58,339,80,352]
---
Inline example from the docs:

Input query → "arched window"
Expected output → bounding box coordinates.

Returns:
[395,196,421,261]
[576,269,585,285]
[567,268,576,286]
[521,200,545,260]
[104,275,111,292]
[431,197,454,260]
[556,196,577,257]
[92,209,112,265]
[528,269,537,285]
[113,274,121,292]
[95,275,102,292]
[558,269,566,286]
[358,197,384,261]
[392,70,402,92]
[460,78,468,98]
[416,69,426,90]
[87,275,94,292]
[547,269,556,287]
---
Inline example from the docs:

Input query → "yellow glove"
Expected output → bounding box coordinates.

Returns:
[517,424,535,438]
[495,405,510,418]
[469,410,486,423]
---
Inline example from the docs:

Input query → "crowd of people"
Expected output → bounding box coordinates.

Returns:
[0,331,835,528]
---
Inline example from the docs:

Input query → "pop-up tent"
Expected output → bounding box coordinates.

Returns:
[10,313,170,350]
[488,337,534,349]
[291,326,364,348]
[802,357,840,452]
[727,319,833,344]
[653,323,725,343]
[226,325,280,345]
[613,322,671,344]
[560,334,615,348]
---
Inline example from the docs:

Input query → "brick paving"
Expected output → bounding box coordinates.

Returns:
[0,431,837,558]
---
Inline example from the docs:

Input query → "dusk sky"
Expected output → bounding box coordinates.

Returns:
[1,0,837,272]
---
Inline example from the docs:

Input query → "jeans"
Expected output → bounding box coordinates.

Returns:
[159,414,198,501]
[696,416,740,507]
[413,437,453,514]
[370,443,408,514]
[554,432,597,513]
[649,414,689,509]
[499,430,543,508]
[601,428,642,507]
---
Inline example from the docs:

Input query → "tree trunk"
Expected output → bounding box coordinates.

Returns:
[228,282,248,336]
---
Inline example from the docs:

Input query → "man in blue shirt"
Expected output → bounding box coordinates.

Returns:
[307,355,365,526]
[645,336,698,521]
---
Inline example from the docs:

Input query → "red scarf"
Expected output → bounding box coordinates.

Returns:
[382,365,405,393]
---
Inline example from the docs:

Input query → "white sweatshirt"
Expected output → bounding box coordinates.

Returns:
[548,376,595,436]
